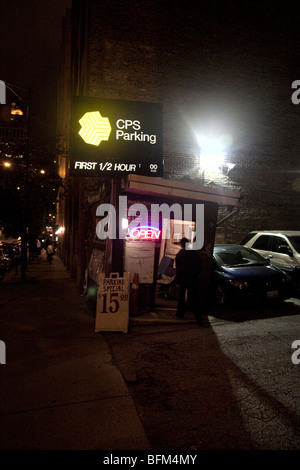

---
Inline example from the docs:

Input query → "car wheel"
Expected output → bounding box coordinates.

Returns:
[216,285,228,306]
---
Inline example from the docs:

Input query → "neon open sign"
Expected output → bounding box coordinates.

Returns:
[128,226,161,240]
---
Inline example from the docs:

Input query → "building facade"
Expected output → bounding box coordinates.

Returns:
[56,0,300,306]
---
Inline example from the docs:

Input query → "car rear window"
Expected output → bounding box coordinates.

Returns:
[289,236,300,254]
[214,247,266,267]
[241,233,256,244]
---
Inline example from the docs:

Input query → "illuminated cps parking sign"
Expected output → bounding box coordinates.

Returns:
[70,96,163,177]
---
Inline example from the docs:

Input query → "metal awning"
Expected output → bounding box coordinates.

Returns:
[124,175,240,207]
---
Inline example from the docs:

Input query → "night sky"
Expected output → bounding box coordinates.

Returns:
[1,0,300,153]
[0,0,71,143]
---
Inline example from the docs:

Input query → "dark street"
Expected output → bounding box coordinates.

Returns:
[0,252,299,459]
[105,300,300,450]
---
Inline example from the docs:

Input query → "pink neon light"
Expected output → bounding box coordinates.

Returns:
[128,226,161,240]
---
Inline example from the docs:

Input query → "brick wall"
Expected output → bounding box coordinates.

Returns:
[65,0,300,254]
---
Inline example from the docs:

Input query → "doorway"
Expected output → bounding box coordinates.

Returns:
[155,219,195,309]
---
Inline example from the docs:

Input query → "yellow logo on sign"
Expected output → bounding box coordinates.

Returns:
[78,111,111,146]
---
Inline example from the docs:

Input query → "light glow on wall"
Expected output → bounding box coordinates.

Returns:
[197,134,230,170]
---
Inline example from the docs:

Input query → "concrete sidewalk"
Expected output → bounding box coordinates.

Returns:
[0,253,150,450]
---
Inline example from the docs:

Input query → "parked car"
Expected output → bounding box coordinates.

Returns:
[212,245,292,306]
[241,231,300,295]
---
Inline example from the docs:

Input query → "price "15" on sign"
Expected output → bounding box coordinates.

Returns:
[98,292,120,313]
[98,292,129,313]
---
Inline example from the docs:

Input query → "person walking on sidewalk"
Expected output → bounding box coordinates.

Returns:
[175,237,203,325]
[46,241,54,264]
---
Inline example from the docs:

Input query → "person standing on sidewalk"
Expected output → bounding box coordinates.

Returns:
[175,237,203,325]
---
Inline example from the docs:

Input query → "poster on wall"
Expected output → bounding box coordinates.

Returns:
[70,96,163,177]
[124,240,155,283]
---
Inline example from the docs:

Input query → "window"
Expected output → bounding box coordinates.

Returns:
[241,233,256,244]
[289,236,300,254]
[252,235,270,250]
[271,236,289,253]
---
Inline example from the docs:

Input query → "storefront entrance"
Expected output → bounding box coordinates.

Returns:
[155,219,195,309]
[119,175,240,315]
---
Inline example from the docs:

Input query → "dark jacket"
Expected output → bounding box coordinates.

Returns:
[175,248,202,286]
